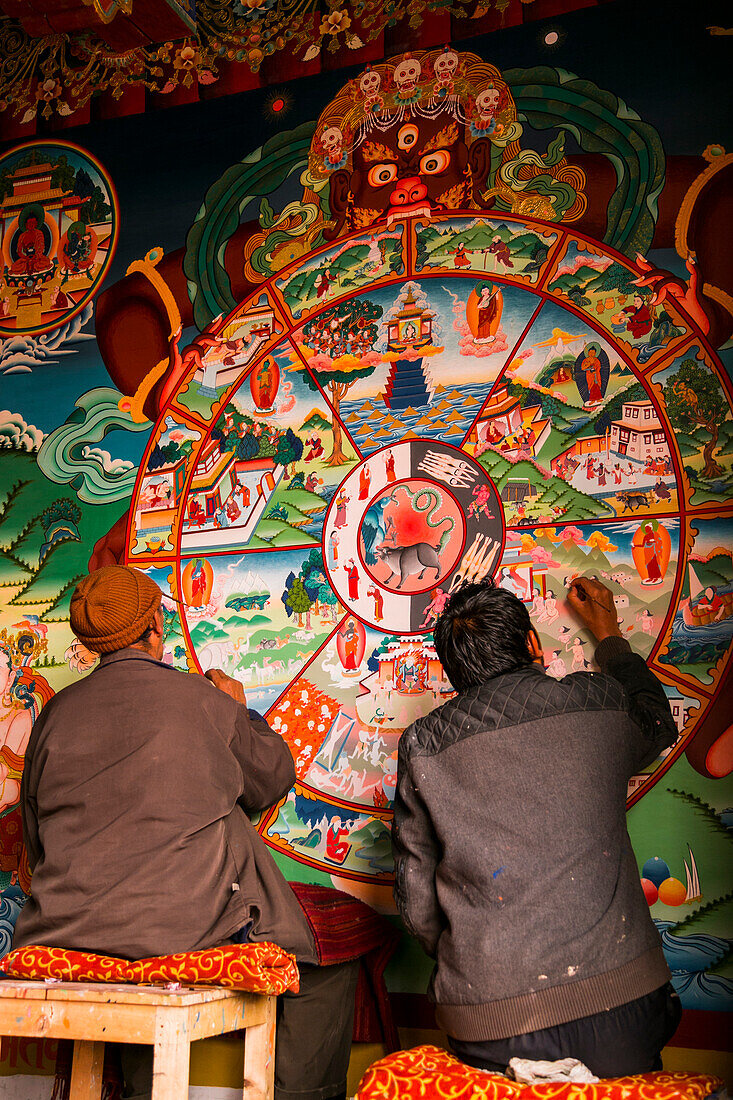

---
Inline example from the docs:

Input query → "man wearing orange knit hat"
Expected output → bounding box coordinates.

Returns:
[14,565,357,1100]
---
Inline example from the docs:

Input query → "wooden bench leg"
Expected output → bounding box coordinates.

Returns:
[70,1039,105,1099]
[152,1015,191,1100]
[243,994,276,1100]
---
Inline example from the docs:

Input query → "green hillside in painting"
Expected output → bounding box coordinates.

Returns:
[479,451,614,520]
[0,451,126,617]
[418,220,550,268]
[300,409,332,432]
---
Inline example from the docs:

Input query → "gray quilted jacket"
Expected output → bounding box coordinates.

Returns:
[392,637,678,1041]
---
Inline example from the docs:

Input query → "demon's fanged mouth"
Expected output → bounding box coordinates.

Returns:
[386,200,433,228]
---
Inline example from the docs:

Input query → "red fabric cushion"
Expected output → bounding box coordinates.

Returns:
[0,942,299,995]
[354,1046,725,1100]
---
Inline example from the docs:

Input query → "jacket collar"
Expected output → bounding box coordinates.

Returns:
[486,662,549,686]
[97,647,170,670]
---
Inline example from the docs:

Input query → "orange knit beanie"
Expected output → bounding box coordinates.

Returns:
[70,566,162,654]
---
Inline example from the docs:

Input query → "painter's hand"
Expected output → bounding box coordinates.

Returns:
[205,668,247,705]
[566,576,621,642]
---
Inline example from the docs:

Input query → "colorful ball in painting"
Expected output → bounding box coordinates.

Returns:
[641,856,671,887]
[657,876,687,906]
[640,878,659,906]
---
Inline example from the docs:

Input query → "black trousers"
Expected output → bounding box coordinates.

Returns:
[449,983,682,1077]
[121,960,359,1100]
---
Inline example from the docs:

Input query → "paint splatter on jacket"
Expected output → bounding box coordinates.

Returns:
[392,637,678,1041]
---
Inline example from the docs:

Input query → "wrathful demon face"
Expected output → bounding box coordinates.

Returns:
[328,109,492,233]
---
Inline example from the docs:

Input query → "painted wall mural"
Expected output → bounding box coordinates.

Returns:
[0,12,731,1083]
[0,141,117,338]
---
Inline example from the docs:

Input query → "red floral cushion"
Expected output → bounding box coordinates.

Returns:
[354,1046,725,1100]
[355,1046,522,1099]
[0,942,299,996]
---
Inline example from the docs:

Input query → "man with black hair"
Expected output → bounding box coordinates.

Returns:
[392,576,681,1076]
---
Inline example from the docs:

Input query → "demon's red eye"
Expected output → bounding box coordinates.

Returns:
[368,163,398,187]
[397,124,419,150]
[420,149,451,175]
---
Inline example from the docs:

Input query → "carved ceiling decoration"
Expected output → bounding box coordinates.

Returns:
[0,0,608,137]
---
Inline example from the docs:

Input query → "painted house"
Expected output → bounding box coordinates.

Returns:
[476,382,522,441]
[377,638,446,693]
[134,451,188,545]
[609,400,671,462]
[501,476,538,504]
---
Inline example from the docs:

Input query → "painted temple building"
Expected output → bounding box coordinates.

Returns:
[376,638,447,693]
[609,400,671,463]
[383,287,437,410]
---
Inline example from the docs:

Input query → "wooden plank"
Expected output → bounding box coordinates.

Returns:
[152,1008,190,1100]
[242,995,276,1100]
[186,992,266,1041]
[70,1039,104,1100]
[0,1000,157,1044]
[0,980,237,1007]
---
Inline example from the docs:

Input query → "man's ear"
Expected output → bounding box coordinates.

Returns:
[151,604,165,638]
[528,628,544,663]
[325,170,351,240]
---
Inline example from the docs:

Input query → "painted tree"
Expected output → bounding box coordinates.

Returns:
[50,155,75,194]
[590,264,638,296]
[235,434,259,461]
[40,498,81,533]
[286,577,312,627]
[276,427,304,477]
[295,298,383,466]
[318,584,338,622]
[147,442,167,470]
[664,359,729,479]
[300,550,328,618]
[281,570,297,618]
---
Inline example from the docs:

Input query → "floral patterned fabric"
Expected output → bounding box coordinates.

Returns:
[354,1046,725,1100]
[0,942,299,996]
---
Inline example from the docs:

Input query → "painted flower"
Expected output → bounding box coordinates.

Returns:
[37,77,62,103]
[233,0,276,17]
[173,43,200,71]
[319,9,352,36]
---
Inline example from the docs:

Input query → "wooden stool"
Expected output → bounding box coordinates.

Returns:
[0,979,276,1099]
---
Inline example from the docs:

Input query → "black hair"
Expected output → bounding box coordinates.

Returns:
[433,580,535,692]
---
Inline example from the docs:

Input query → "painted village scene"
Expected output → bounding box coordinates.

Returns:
[0,30,731,1036]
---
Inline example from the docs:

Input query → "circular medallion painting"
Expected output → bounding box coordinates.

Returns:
[124,212,733,900]
[0,141,118,336]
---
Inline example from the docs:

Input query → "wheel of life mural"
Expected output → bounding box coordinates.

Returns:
[124,213,733,905]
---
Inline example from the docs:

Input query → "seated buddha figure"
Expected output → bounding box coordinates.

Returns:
[10,208,53,277]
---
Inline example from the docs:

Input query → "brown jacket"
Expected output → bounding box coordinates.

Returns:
[14,649,316,963]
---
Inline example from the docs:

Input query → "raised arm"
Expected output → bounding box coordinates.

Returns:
[205,668,295,813]
[567,577,678,769]
[392,732,445,958]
